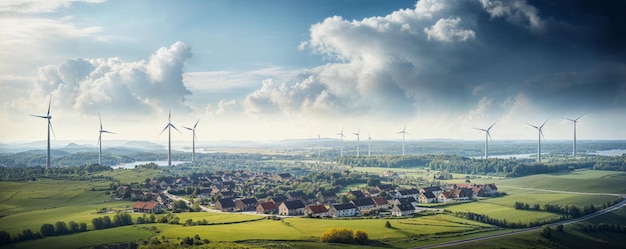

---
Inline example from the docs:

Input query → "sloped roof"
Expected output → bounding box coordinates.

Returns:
[394,203,415,212]
[282,200,305,210]
[237,198,258,205]
[372,197,388,205]
[351,197,375,207]
[216,198,236,208]
[421,191,436,199]
[271,196,288,204]
[306,204,328,214]
[331,203,356,211]
[133,201,159,210]
[258,201,277,210]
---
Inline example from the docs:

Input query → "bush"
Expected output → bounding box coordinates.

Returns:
[353,229,369,244]
[540,225,551,239]
[320,228,354,244]
[556,224,564,232]
[385,221,392,228]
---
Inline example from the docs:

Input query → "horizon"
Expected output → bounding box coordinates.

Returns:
[1,0,625,143]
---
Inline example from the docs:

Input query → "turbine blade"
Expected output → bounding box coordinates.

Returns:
[487,131,493,144]
[487,122,496,131]
[99,113,103,130]
[540,119,549,128]
[31,114,48,119]
[49,121,56,139]
[575,113,585,121]
[97,134,101,147]
[171,124,181,133]
[526,123,539,129]
[182,126,193,131]
[540,130,546,141]
[563,117,575,122]
[160,125,169,135]
[47,96,51,116]
[473,127,487,132]
[193,119,200,129]
[101,130,115,134]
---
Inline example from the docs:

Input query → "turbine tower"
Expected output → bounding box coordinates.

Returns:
[353,128,360,157]
[183,119,200,163]
[474,122,495,159]
[397,124,409,156]
[97,113,115,165]
[160,110,180,167]
[564,114,584,157]
[527,119,548,164]
[31,97,54,170]
[367,132,373,157]
[337,128,345,157]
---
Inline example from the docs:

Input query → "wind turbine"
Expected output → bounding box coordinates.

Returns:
[527,119,548,164]
[367,132,373,157]
[474,122,495,159]
[564,114,584,157]
[397,124,409,156]
[97,113,115,165]
[182,119,200,163]
[337,128,345,157]
[31,96,54,170]
[160,110,180,167]
[353,128,360,157]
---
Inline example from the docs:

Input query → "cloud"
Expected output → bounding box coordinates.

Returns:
[0,0,105,14]
[32,41,193,116]
[424,17,476,42]
[478,0,545,32]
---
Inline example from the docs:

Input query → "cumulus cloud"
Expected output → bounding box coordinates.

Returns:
[0,0,105,14]
[32,42,193,115]
[478,0,545,32]
[424,17,476,42]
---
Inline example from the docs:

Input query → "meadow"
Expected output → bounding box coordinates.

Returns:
[1,168,624,248]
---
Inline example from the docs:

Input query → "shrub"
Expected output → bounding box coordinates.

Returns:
[385,221,392,228]
[353,229,369,244]
[540,225,551,239]
[320,228,354,244]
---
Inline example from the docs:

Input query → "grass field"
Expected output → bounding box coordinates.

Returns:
[96,168,163,184]
[1,225,153,249]
[0,179,135,234]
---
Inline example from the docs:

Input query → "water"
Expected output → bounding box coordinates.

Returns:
[471,153,535,160]
[112,160,189,169]
[591,149,626,156]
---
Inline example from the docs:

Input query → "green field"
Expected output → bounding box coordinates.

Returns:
[0,179,135,234]
[1,225,153,249]
[96,168,163,184]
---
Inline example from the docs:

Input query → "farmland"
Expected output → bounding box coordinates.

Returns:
[0,167,624,248]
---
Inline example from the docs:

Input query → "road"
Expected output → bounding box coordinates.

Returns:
[413,189,626,249]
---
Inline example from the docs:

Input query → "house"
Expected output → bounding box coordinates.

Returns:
[483,183,498,195]
[215,198,236,211]
[367,188,381,197]
[235,198,258,211]
[420,186,443,196]
[279,200,306,216]
[133,201,163,213]
[273,173,292,181]
[271,196,289,206]
[217,190,235,199]
[418,191,437,203]
[383,170,397,178]
[346,190,366,199]
[437,191,455,203]
[394,197,417,207]
[392,204,415,217]
[156,193,170,205]
[256,201,277,214]
[320,191,338,204]
[130,190,145,199]
[304,204,328,218]
[395,188,420,199]
[351,198,376,211]
[286,191,305,201]
[328,203,357,217]
[453,188,473,201]
[372,197,389,210]
[471,187,485,198]
[376,184,395,192]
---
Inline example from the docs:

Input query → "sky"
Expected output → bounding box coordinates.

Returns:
[1,0,625,144]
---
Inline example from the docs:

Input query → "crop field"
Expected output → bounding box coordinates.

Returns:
[155,214,494,242]
[0,180,135,234]
[96,168,163,184]
[1,225,153,249]
[174,212,263,224]
[471,170,626,194]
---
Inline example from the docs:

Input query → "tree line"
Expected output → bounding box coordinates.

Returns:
[0,164,112,181]
[514,198,622,218]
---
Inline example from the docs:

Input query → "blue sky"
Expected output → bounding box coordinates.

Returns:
[1,0,625,143]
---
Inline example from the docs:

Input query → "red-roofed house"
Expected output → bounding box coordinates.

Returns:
[256,201,277,214]
[372,197,389,210]
[133,201,163,213]
[304,204,328,218]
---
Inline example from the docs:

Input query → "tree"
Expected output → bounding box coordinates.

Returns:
[353,229,369,244]
[385,221,392,228]
[40,223,55,237]
[68,221,79,234]
[540,225,551,239]
[92,217,104,230]
[320,228,354,244]
[102,216,112,228]
[55,221,69,235]
[79,222,87,232]
[0,230,11,245]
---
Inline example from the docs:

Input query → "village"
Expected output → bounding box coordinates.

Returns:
[119,170,498,218]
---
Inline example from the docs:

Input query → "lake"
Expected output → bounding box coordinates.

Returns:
[112,160,189,169]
